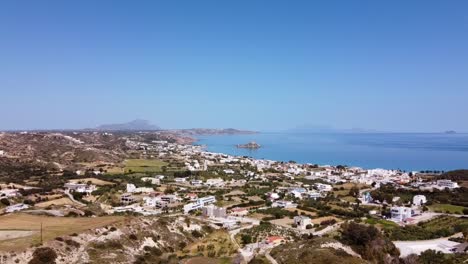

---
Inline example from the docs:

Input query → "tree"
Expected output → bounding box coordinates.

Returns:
[418,250,446,264]
[348,186,360,197]
[241,234,252,245]
[0,198,10,206]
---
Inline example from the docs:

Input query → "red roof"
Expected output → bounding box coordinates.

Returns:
[266,236,284,243]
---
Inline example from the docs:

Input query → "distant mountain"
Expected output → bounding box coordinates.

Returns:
[95,119,160,131]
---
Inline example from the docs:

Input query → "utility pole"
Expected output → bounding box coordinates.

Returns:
[40,222,43,246]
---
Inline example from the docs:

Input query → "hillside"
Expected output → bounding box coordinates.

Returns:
[270,238,365,264]
[0,132,129,175]
[437,170,468,181]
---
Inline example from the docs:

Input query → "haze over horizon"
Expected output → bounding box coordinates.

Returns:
[1,1,467,132]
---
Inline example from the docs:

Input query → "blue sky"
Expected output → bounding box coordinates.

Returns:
[1,1,467,132]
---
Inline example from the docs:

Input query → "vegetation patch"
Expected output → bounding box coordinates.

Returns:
[385,216,468,241]
[124,159,168,173]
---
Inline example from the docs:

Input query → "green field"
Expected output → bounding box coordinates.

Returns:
[428,203,467,214]
[124,159,168,173]
[386,216,468,241]
[365,218,399,229]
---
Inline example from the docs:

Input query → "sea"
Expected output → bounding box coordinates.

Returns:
[195,132,468,171]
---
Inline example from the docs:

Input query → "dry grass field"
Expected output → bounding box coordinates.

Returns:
[0,214,125,251]
[285,208,317,217]
[35,197,77,208]
[183,230,238,258]
[311,216,340,225]
[69,177,114,186]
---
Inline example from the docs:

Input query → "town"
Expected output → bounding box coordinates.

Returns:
[0,131,466,264]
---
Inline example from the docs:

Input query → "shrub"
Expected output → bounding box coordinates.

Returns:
[28,247,57,264]
[191,230,203,238]
[241,234,252,244]
[65,239,80,248]
[93,240,123,250]
[143,246,162,256]
[0,198,10,206]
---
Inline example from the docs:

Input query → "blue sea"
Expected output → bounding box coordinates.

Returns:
[195,132,468,171]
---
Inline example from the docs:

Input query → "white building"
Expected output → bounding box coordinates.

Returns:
[191,180,203,187]
[315,183,333,192]
[141,177,160,185]
[174,177,187,183]
[183,196,216,214]
[0,189,20,198]
[294,216,312,229]
[308,191,321,200]
[0,150,4,156]
[391,206,413,222]
[413,195,427,206]
[436,180,459,189]
[126,184,154,194]
[272,200,297,209]
[64,183,97,195]
[230,207,249,217]
[5,203,29,213]
[268,193,280,201]
[206,178,224,187]
[160,195,179,203]
[202,204,226,218]
[121,193,135,205]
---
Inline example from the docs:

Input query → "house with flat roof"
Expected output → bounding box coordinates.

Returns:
[294,216,312,229]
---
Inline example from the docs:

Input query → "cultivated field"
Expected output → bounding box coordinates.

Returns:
[124,159,168,173]
[0,214,125,251]
[428,203,467,214]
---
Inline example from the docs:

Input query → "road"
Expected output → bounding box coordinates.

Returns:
[64,190,87,207]
[227,217,260,263]
[312,223,340,236]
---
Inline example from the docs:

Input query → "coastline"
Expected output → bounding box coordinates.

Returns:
[192,132,468,172]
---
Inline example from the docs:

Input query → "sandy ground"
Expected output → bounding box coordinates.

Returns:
[311,216,340,225]
[0,214,124,251]
[0,230,37,241]
[35,197,77,208]
[270,217,294,228]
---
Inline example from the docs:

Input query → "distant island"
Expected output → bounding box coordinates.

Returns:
[445,130,457,134]
[94,119,161,131]
[236,141,261,149]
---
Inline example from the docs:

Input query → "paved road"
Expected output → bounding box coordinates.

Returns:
[394,233,462,257]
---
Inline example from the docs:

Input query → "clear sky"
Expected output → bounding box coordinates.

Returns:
[1,1,467,132]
